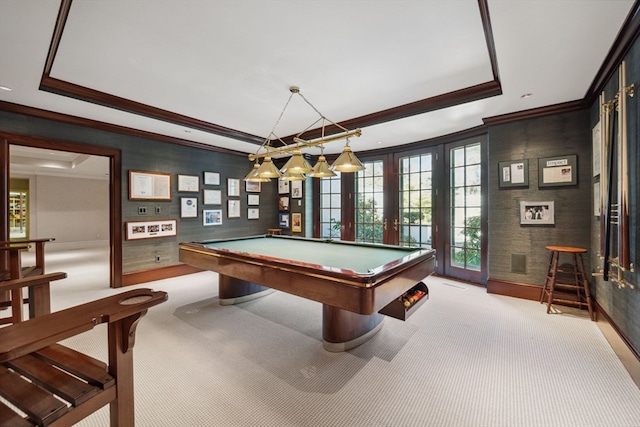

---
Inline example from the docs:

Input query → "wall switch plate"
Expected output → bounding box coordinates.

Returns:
[138,207,147,215]
[155,206,161,214]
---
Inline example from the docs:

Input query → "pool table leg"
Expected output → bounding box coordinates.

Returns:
[218,275,275,306]
[322,305,385,352]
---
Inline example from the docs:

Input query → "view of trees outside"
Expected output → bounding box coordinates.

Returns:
[399,153,433,248]
[355,161,384,244]
[450,143,482,270]
[319,175,341,239]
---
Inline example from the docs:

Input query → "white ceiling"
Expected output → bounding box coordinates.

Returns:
[0,0,635,165]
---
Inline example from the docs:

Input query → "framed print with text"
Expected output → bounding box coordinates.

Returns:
[129,170,171,200]
[203,189,222,205]
[228,199,240,218]
[498,160,528,188]
[178,174,199,192]
[227,178,240,197]
[204,171,220,185]
[279,213,290,229]
[180,197,198,218]
[278,179,289,194]
[538,155,577,187]
[248,194,259,205]
[248,208,259,219]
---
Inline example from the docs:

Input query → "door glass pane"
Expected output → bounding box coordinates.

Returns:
[398,153,433,247]
[355,160,385,244]
[319,175,341,239]
[449,143,482,271]
[9,187,28,240]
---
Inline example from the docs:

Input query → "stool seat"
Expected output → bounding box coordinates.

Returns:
[545,245,587,254]
[267,228,282,235]
[541,246,595,321]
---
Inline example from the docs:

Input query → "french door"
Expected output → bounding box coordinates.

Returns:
[318,137,486,283]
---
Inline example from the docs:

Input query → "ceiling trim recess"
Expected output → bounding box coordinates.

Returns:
[38,0,503,147]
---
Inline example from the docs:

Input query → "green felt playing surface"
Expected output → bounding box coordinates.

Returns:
[202,237,419,274]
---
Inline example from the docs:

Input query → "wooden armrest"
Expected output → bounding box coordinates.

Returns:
[3,238,55,245]
[0,245,29,252]
[0,288,168,362]
[0,272,67,292]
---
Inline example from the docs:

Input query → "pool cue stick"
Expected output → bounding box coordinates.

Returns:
[618,61,630,271]
[603,99,617,281]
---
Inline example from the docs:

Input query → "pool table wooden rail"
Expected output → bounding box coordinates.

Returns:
[179,242,436,315]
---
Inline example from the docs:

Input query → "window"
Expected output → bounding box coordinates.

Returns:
[319,175,341,239]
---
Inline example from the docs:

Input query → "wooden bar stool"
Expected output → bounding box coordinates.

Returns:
[540,245,595,321]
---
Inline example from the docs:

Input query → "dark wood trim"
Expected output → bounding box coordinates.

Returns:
[0,132,123,287]
[486,278,542,301]
[595,300,640,362]
[121,264,203,287]
[483,100,586,126]
[1,138,9,272]
[585,0,640,105]
[0,101,247,157]
[478,0,501,82]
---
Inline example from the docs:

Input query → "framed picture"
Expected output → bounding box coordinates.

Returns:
[180,197,198,218]
[278,196,289,211]
[498,160,528,188]
[203,209,222,226]
[291,180,303,198]
[203,189,222,205]
[248,194,259,205]
[246,181,261,192]
[129,170,171,200]
[125,219,177,240]
[538,155,577,187]
[204,171,220,185]
[292,213,302,232]
[520,201,554,225]
[228,199,240,218]
[279,213,290,229]
[278,179,289,194]
[178,174,199,192]
[248,208,259,219]
[227,178,240,197]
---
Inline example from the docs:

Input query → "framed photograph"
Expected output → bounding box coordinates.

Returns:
[538,155,577,187]
[180,197,198,218]
[498,160,528,188]
[129,170,171,200]
[594,182,601,217]
[291,181,303,198]
[203,209,222,226]
[125,219,177,240]
[278,196,289,211]
[248,208,259,219]
[520,201,554,225]
[248,194,259,206]
[292,213,302,232]
[278,179,289,194]
[246,181,261,193]
[204,171,220,185]
[279,213,290,229]
[227,178,240,197]
[178,174,199,192]
[228,199,240,218]
[203,189,222,205]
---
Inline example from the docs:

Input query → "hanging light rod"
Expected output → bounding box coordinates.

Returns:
[247,128,362,161]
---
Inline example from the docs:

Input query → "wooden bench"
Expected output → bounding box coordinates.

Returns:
[1,239,57,324]
[0,272,68,325]
[0,287,168,427]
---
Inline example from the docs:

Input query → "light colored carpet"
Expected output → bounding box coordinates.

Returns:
[10,248,640,426]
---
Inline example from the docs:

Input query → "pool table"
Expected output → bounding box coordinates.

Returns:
[179,235,436,351]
